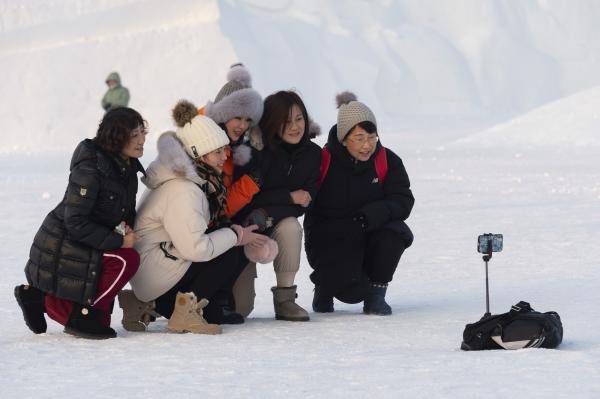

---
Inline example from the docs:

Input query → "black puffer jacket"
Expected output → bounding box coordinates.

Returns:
[305,124,414,230]
[25,139,144,305]
[235,129,322,229]
[304,125,415,291]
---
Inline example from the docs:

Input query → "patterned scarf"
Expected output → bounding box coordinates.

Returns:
[194,160,229,228]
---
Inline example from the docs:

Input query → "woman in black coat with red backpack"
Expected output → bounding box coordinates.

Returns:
[304,92,414,315]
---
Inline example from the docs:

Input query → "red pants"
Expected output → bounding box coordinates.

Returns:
[45,248,140,327]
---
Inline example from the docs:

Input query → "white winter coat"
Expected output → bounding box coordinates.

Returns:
[130,132,238,302]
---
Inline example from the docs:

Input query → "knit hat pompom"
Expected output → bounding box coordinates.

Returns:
[336,91,358,109]
[227,63,251,88]
[308,117,321,139]
[172,100,198,128]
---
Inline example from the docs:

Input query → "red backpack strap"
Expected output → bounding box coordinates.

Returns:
[374,147,388,184]
[318,146,331,189]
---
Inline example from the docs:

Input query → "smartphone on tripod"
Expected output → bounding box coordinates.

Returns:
[477,233,503,317]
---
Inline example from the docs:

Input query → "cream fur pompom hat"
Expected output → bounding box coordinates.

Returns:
[172,100,230,159]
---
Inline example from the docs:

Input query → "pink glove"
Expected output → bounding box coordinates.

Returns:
[231,224,269,247]
[244,238,279,264]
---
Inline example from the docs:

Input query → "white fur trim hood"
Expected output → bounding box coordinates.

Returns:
[142,132,205,189]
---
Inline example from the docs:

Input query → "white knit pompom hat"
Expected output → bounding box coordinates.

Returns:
[172,100,230,159]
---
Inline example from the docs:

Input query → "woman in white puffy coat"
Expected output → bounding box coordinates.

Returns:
[128,100,273,331]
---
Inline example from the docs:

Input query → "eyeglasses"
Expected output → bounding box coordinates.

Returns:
[348,135,379,145]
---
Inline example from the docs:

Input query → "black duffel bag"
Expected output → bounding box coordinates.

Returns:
[461,301,563,350]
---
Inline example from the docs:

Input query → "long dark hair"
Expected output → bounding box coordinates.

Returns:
[94,107,146,154]
[259,91,309,148]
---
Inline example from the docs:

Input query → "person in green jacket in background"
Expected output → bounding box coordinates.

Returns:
[102,72,130,112]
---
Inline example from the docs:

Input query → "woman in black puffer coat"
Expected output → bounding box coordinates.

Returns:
[14,107,147,339]
[232,90,321,321]
[304,92,415,316]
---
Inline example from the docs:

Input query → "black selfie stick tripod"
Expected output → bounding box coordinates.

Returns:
[482,238,493,318]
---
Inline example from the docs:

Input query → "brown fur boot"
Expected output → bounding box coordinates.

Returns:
[167,292,222,335]
[271,286,309,321]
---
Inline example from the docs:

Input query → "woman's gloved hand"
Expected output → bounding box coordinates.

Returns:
[243,208,271,232]
[231,224,269,247]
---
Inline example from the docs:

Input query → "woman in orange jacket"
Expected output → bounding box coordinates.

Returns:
[200,63,265,317]
[200,63,264,218]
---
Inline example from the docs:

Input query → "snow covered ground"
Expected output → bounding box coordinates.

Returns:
[2,119,599,398]
[2,1,600,398]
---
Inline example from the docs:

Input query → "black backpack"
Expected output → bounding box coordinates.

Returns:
[461,301,563,350]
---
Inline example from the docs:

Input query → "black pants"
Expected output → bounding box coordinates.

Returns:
[335,228,406,303]
[307,220,412,304]
[155,246,247,318]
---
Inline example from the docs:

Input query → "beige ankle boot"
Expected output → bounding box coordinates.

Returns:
[167,292,222,335]
[117,289,160,332]
[271,286,309,322]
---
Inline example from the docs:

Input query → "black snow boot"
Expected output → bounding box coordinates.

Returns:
[14,284,47,334]
[363,283,392,316]
[64,304,117,339]
[312,285,334,313]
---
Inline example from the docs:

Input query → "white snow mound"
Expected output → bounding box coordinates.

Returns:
[4,0,600,151]
[456,85,600,147]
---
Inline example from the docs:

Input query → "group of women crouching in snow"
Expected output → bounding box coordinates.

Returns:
[14,64,414,339]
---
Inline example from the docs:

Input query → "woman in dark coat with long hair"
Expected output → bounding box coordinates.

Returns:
[304,92,414,316]
[14,107,147,339]
[232,90,321,321]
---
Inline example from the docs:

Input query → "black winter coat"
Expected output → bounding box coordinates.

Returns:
[25,139,145,305]
[305,125,414,230]
[235,132,321,229]
[304,125,415,292]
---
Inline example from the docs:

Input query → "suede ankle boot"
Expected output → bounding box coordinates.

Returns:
[14,284,47,334]
[363,283,392,316]
[64,304,117,339]
[118,289,160,332]
[312,285,334,313]
[167,292,222,335]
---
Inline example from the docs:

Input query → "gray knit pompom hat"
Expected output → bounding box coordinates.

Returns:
[205,63,263,127]
[335,91,377,143]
